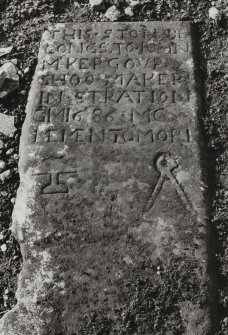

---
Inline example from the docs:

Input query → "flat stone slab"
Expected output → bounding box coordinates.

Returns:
[0,22,212,334]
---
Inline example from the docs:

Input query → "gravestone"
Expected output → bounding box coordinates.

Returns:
[0,22,213,334]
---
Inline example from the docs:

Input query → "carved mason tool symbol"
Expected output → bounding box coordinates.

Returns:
[33,171,77,195]
[143,153,191,220]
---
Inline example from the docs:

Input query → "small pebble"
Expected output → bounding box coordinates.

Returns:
[24,67,30,74]
[11,197,16,204]
[0,169,12,182]
[209,6,219,20]
[6,148,14,156]
[104,5,121,21]
[223,317,228,325]
[0,46,13,57]
[89,0,103,7]
[128,0,140,6]
[1,244,7,252]
[125,7,134,16]
[13,154,19,160]
[18,70,23,76]
[0,160,6,172]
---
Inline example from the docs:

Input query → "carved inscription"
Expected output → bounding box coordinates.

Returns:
[44,26,191,56]
[32,125,191,144]
[31,23,193,148]
[37,88,190,106]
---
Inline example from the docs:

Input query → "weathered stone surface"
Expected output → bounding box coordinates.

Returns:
[0,22,213,334]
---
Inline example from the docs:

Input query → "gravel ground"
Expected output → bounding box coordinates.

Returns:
[0,0,228,333]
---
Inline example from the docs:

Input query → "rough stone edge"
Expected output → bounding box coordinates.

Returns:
[0,28,56,334]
